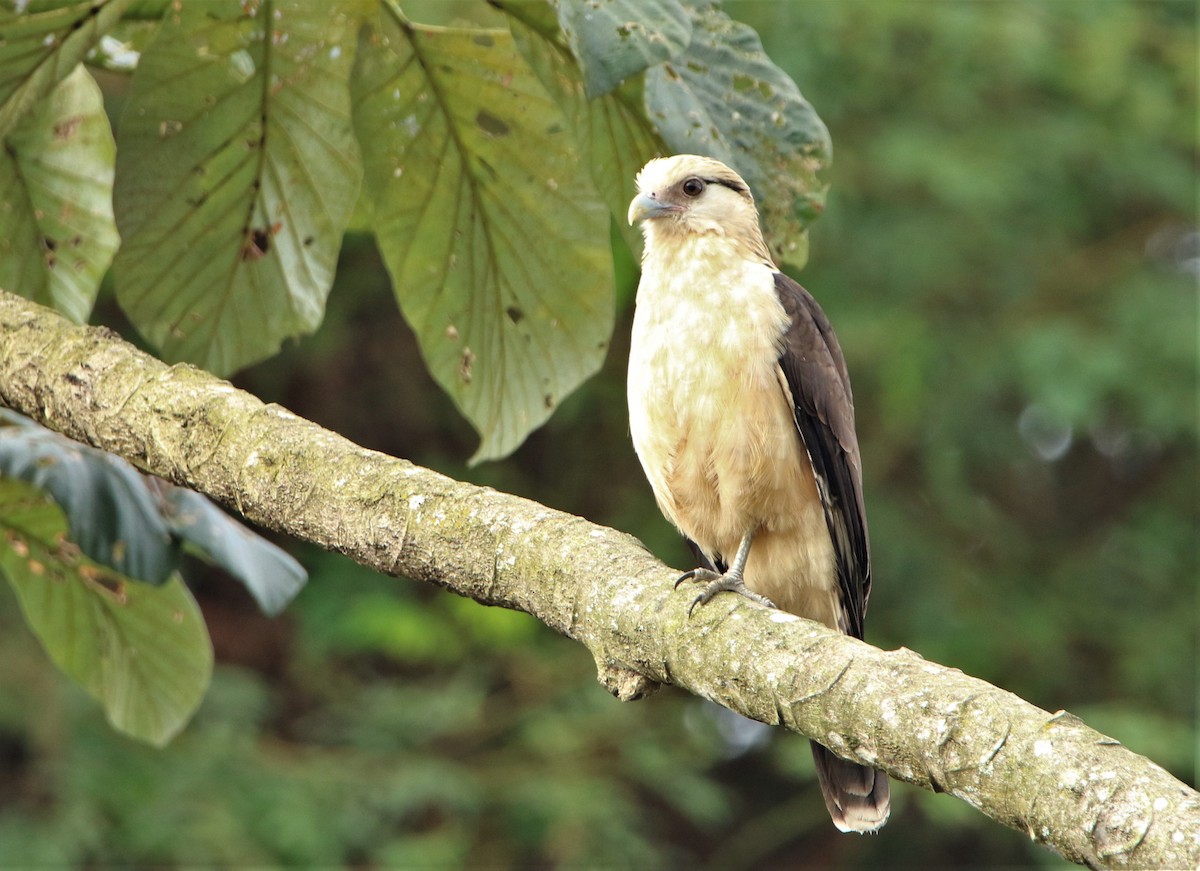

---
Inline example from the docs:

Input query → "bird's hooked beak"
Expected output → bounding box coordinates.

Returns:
[628,191,681,225]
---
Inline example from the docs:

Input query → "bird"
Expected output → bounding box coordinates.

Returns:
[626,154,890,833]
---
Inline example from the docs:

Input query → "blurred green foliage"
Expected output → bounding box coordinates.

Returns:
[0,1,1194,867]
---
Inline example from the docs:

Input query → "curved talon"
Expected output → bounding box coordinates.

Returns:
[677,566,776,616]
[687,590,718,617]
[675,567,719,589]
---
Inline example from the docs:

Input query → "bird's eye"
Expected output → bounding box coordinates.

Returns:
[681,177,705,197]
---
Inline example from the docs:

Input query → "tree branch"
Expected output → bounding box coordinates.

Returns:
[1,289,1196,868]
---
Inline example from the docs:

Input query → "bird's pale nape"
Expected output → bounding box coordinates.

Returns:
[626,154,890,833]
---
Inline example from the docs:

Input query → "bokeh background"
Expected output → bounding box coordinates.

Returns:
[0,1,1195,867]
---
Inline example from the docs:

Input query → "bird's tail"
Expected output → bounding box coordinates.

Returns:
[811,742,890,833]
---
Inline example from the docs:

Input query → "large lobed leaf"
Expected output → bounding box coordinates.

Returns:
[0,64,118,322]
[112,0,362,376]
[642,3,831,268]
[550,0,691,100]
[353,5,614,463]
[0,477,212,746]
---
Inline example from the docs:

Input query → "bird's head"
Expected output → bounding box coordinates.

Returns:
[628,155,770,262]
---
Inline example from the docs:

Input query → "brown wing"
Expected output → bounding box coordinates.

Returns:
[773,272,871,639]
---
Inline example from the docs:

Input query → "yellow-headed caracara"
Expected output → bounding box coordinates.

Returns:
[627,155,890,833]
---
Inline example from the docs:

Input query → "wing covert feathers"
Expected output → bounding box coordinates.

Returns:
[773,272,872,638]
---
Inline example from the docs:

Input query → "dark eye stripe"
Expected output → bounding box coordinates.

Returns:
[704,176,750,195]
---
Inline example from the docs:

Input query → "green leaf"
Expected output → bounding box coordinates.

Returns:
[643,4,830,267]
[163,487,305,616]
[505,2,664,257]
[353,8,614,463]
[0,65,119,322]
[0,411,307,613]
[0,410,176,584]
[0,477,213,746]
[551,0,691,99]
[0,0,136,138]
[112,0,363,376]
